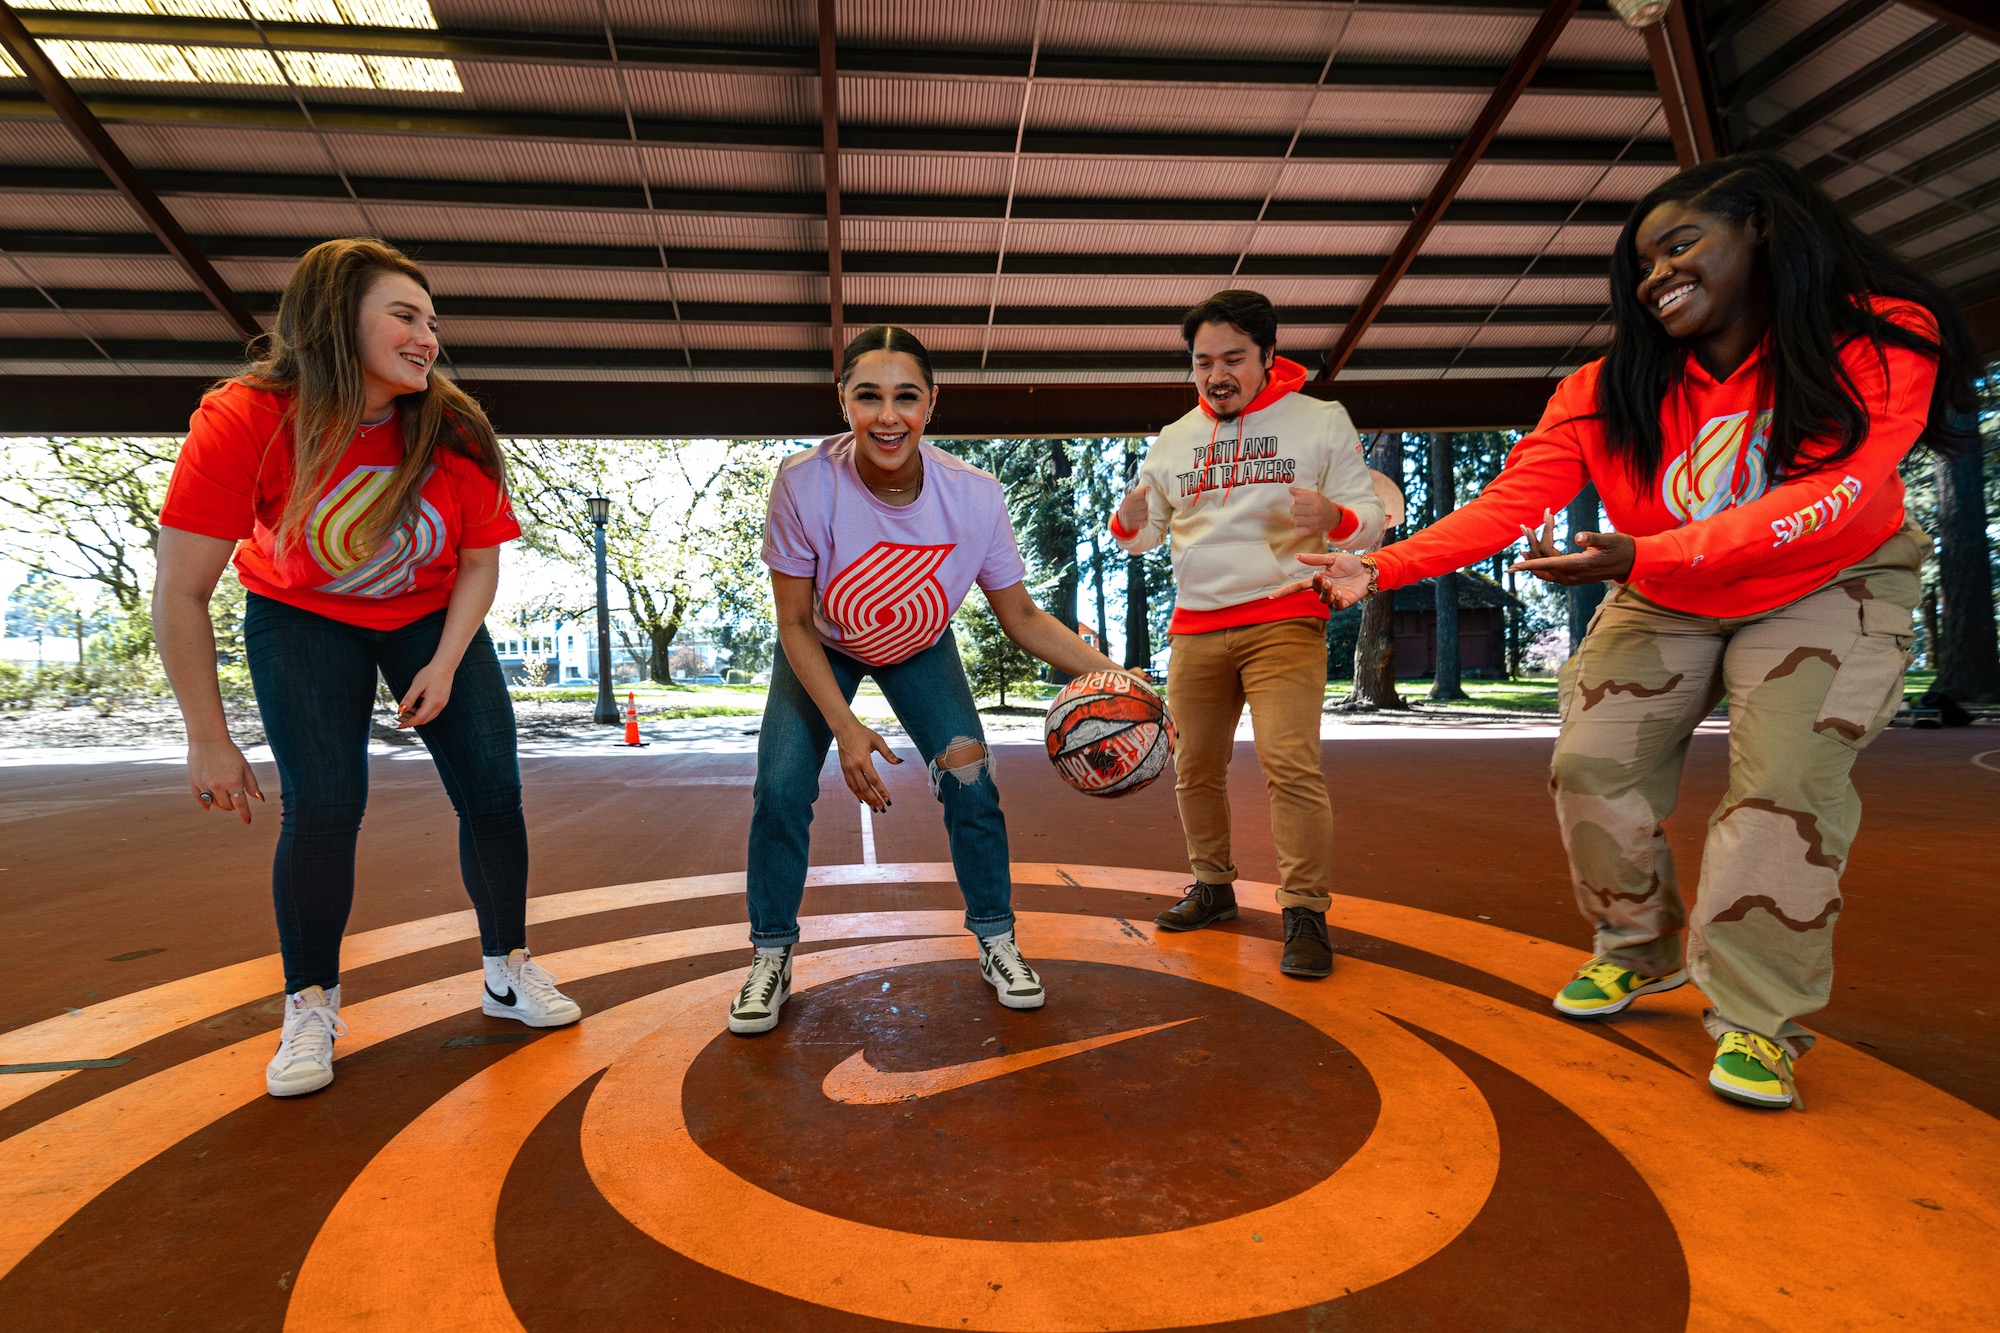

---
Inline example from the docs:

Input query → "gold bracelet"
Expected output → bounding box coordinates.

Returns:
[1359,554,1381,597]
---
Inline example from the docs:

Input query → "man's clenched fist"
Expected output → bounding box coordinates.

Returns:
[1287,486,1342,536]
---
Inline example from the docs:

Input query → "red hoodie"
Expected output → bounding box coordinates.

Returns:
[1371,297,1938,618]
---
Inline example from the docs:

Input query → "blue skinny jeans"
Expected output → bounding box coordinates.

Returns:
[243,592,527,993]
[747,630,1013,946]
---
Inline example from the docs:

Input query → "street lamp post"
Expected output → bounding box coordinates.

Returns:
[587,495,619,725]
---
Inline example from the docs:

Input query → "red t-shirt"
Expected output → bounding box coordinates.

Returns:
[1372,297,1938,618]
[159,381,520,630]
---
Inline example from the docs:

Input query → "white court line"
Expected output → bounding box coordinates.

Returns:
[1972,749,2000,775]
[858,800,877,866]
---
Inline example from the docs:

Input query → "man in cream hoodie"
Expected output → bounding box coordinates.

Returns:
[1110,290,1384,977]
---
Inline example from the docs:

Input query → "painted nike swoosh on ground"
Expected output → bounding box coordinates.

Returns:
[821,1017,1202,1105]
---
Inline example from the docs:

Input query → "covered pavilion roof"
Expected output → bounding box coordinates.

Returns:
[0,0,1995,436]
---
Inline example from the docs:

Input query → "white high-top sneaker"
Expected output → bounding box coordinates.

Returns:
[728,946,793,1035]
[482,949,583,1028]
[266,984,346,1097]
[977,931,1046,1010]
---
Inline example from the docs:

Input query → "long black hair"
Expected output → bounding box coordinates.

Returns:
[1598,151,1978,483]
[839,325,935,388]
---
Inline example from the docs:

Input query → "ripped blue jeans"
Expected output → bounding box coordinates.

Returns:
[746,629,1013,946]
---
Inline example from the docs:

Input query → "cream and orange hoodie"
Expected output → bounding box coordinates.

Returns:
[1110,356,1386,635]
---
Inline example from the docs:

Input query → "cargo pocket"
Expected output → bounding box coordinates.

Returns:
[1812,600,1914,751]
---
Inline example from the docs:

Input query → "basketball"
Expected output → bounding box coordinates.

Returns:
[1043,670,1176,798]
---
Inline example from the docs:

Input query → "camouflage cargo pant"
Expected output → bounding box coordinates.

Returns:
[1551,524,1925,1053]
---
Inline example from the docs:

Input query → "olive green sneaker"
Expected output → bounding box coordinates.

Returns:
[1552,958,1687,1018]
[1709,1030,1801,1109]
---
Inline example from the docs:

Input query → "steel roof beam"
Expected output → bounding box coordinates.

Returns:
[1833,121,2000,217]
[0,231,1620,279]
[0,166,1643,224]
[1738,22,1963,153]
[815,0,843,373]
[1896,1,2000,47]
[0,373,1573,437]
[0,288,1616,327]
[0,340,1605,375]
[1316,0,1585,382]
[0,1,259,344]
[0,95,1676,163]
[11,9,1654,92]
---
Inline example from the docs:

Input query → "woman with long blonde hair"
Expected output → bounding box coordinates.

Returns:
[154,238,580,1099]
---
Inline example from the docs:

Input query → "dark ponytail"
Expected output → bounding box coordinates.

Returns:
[839,325,935,388]
[1598,151,1978,484]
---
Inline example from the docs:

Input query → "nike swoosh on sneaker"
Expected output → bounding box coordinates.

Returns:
[821,1017,1201,1106]
[485,984,518,1007]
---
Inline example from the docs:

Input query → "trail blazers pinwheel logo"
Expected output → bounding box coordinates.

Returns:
[306,465,444,597]
[1663,409,1772,521]
[821,541,954,664]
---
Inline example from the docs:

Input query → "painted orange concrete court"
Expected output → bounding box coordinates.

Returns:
[0,724,1994,1331]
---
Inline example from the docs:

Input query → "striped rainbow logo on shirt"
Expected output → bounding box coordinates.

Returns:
[1662,409,1772,522]
[306,465,445,598]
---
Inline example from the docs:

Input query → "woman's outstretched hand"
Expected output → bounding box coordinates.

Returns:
[835,722,901,813]
[1509,509,1635,585]
[186,738,263,824]
[1273,552,1372,610]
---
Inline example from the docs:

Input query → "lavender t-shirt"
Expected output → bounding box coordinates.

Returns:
[762,434,1027,665]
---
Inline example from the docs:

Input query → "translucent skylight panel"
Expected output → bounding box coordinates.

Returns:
[1,0,455,89]
[2,39,462,92]
[10,2,439,31]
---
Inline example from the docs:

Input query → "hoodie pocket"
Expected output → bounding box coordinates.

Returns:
[1174,540,1296,607]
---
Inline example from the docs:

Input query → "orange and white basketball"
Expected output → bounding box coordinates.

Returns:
[1043,670,1175,798]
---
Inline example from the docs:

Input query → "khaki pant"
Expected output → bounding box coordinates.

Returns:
[1167,617,1334,912]
[1552,524,1925,1052]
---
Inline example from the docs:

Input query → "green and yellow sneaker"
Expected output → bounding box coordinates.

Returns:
[1552,958,1687,1018]
[1709,1031,1801,1109]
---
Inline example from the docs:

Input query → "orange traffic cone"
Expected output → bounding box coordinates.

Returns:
[622,691,647,747]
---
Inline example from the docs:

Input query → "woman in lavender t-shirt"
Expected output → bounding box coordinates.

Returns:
[728,326,1128,1035]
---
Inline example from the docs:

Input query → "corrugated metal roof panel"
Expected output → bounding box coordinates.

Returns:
[215,258,312,291]
[880,324,982,352]
[1467,323,1600,348]
[447,317,691,348]
[1029,83,1317,137]
[595,0,810,45]
[846,275,994,305]
[104,124,337,174]
[1272,161,1438,199]
[1244,223,1405,254]
[840,0,1038,50]
[55,310,243,341]
[1739,6,1942,136]
[450,60,623,116]
[640,145,823,193]
[1395,274,1609,306]
[424,265,709,302]
[0,191,147,232]
[325,133,641,185]
[841,152,1010,197]
[0,119,95,166]
[1546,15,1647,65]
[841,219,1005,252]
[1046,1,1354,64]
[841,76,1023,130]
[1336,10,1530,64]
[11,255,194,292]
[148,196,374,236]
[1002,220,1252,253]
[981,326,1184,352]
[1724,0,1848,73]
[623,68,817,124]
[668,271,826,304]
[1302,89,1485,136]
[1014,155,1271,199]
[1495,93,1662,140]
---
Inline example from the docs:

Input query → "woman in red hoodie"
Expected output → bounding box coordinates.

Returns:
[1292,153,1978,1109]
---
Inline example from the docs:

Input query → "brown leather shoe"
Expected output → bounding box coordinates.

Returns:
[1280,907,1334,978]
[1154,881,1238,932]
